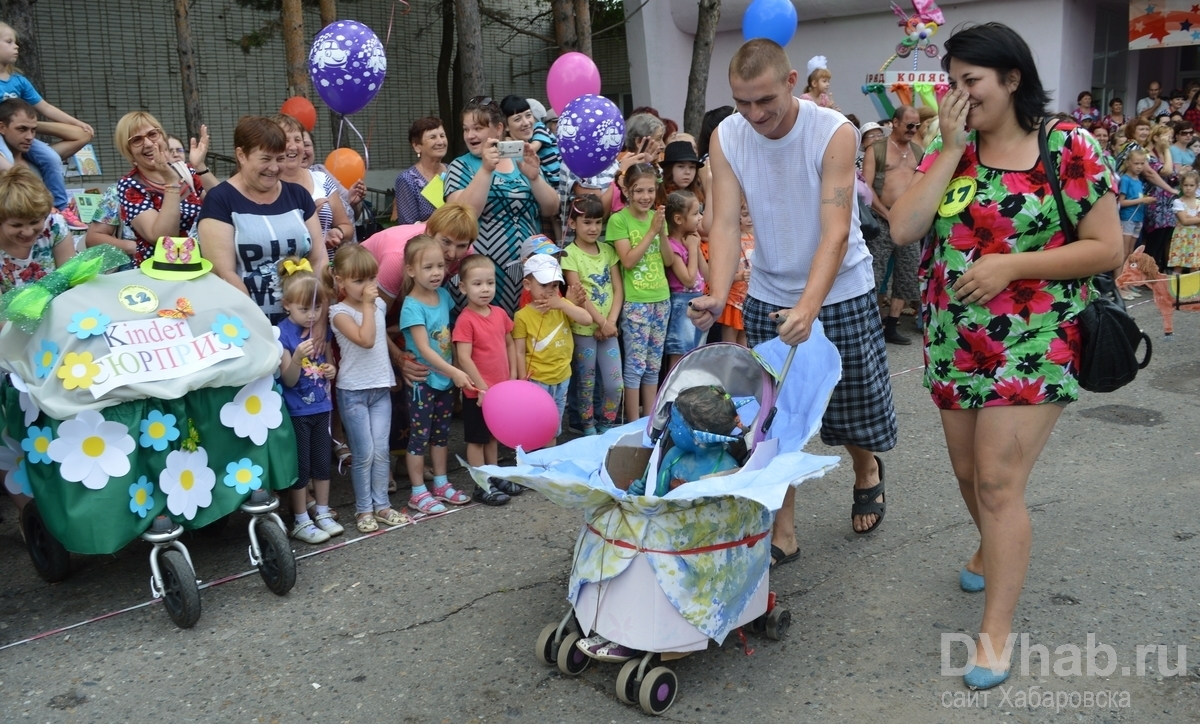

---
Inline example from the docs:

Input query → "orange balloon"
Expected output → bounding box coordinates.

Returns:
[325,148,366,189]
[280,96,317,131]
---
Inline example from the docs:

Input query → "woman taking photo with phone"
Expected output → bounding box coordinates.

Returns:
[445,96,559,315]
[888,22,1122,690]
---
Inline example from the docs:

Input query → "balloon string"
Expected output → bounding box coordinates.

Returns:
[337,115,370,171]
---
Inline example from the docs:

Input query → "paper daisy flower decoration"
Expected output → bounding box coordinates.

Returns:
[129,476,156,518]
[212,314,250,347]
[9,373,41,426]
[57,352,101,391]
[0,433,31,497]
[159,448,216,520]
[139,410,181,451]
[66,308,111,339]
[32,339,59,379]
[20,425,53,464]
[47,409,134,490]
[223,457,263,495]
[219,376,282,445]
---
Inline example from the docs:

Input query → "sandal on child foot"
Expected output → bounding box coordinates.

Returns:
[407,490,447,515]
[334,441,352,475]
[473,484,510,506]
[431,482,470,505]
[490,477,524,496]
[576,635,640,663]
[355,513,378,533]
[306,500,340,521]
[374,508,411,526]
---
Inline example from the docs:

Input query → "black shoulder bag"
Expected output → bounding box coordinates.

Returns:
[1037,118,1151,393]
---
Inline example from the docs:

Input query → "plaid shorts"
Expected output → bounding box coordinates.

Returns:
[744,293,898,451]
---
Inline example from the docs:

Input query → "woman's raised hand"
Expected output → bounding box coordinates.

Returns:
[189,125,210,169]
[938,89,972,156]
[480,138,501,173]
[518,141,542,180]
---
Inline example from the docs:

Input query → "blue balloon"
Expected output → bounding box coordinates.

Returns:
[742,0,798,46]
[558,95,625,179]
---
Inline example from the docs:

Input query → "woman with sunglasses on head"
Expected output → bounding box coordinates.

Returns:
[112,111,213,265]
[888,22,1122,690]
[445,96,559,315]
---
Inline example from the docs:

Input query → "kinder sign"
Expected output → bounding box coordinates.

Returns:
[865,71,949,85]
[88,318,244,398]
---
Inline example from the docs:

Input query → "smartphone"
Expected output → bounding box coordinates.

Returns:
[497,140,524,159]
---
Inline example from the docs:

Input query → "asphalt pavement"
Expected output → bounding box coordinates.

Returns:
[1,301,1198,723]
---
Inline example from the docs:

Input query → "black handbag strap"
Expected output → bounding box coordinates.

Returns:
[1038,117,1126,309]
[1037,117,1076,243]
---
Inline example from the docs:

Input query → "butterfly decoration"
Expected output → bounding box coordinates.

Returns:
[158,297,195,320]
[163,237,196,264]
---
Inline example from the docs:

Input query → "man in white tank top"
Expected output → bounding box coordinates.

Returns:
[690,39,898,548]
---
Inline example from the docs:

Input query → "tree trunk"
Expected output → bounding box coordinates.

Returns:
[0,0,41,91]
[552,0,578,52]
[684,0,721,136]
[454,0,486,100]
[173,0,205,142]
[573,0,592,57]
[452,41,465,157]
[318,0,337,28]
[438,0,456,147]
[281,0,310,98]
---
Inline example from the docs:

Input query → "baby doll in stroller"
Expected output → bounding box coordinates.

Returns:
[579,384,749,661]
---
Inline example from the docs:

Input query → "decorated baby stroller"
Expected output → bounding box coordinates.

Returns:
[0,246,301,630]
[474,328,843,715]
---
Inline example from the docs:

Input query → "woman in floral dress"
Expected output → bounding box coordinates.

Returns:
[889,23,1123,690]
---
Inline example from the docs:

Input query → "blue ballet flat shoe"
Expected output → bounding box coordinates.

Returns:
[959,568,985,592]
[963,664,1010,690]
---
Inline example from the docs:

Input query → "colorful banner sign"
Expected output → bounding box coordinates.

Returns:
[1130,1,1200,50]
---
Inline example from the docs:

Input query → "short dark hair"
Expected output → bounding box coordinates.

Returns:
[233,115,286,156]
[1110,97,1123,107]
[0,98,36,125]
[498,94,530,120]
[1171,90,1187,101]
[697,106,734,159]
[408,116,443,146]
[942,22,1050,133]
[1172,120,1194,135]
[1077,90,1092,103]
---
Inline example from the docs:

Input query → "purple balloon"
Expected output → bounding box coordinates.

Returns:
[308,21,387,116]
[558,95,625,179]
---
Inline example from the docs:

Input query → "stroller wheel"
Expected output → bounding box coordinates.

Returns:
[556,631,590,676]
[21,502,71,583]
[638,666,678,715]
[535,622,560,665]
[616,659,641,704]
[766,607,791,640]
[255,521,297,596]
[159,549,202,629]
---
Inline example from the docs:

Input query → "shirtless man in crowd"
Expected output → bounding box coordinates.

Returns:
[861,105,923,345]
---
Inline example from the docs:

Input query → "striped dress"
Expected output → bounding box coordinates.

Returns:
[445,153,542,315]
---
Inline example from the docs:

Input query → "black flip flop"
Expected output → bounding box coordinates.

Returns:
[770,543,800,568]
[851,455,886,534]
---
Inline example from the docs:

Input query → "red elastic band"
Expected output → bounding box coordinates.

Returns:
[584,524,768,556]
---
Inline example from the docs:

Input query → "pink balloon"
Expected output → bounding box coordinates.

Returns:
[481,380,560,451]
[546,52,601,114]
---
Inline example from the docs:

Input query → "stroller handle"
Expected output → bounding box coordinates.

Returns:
[761,343,797,435]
